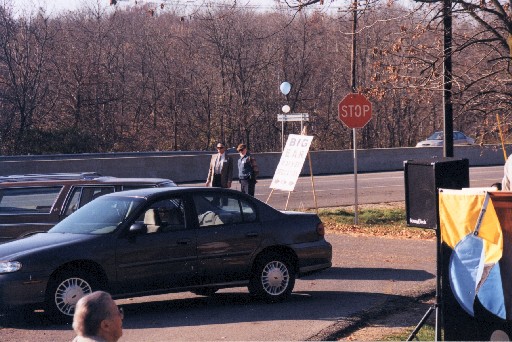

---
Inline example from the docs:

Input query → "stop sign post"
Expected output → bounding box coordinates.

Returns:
[338,93,372,129]
[338,93,373,225]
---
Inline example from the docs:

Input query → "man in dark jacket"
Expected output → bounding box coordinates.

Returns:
[237,143,259,196]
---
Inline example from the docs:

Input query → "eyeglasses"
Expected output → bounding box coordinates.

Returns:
[216,146,225,149]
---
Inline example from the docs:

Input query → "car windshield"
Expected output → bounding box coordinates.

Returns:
[50,196,143,234]
[427,132,443,140]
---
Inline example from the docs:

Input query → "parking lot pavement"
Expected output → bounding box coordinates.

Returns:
[0,234,436,341]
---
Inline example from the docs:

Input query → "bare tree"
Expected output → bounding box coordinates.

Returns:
[0,7,55,154]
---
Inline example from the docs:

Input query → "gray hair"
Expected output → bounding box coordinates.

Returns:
[72,291,114,337]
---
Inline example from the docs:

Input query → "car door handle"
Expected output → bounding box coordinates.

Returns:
[177,238,191,245]
[246,232,259,238]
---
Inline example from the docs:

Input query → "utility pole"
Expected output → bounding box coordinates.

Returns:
[443,0,453,157]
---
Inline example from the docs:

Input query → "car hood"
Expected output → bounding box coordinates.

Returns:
[0,232,99,260]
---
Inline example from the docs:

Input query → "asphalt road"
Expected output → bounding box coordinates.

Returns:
[0,166,501,341]
[184,165,505,209]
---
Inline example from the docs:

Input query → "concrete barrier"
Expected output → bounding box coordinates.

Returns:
[0,145,510,183]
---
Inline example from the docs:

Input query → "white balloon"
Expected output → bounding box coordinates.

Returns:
[282,105,291,113]
[280,82,291,95]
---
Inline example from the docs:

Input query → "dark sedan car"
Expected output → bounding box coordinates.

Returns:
[0,187,332,321]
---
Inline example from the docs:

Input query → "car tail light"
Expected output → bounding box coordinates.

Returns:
[316,222,325,236]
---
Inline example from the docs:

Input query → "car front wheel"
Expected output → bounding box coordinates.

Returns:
[249,253,295,302]
[45,269,97,322]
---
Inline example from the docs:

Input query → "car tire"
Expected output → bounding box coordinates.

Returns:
[191,288,219,296]
[45,269,98,322]
[248,252,295,302]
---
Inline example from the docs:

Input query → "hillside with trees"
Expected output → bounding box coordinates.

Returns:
[0,0,510,155]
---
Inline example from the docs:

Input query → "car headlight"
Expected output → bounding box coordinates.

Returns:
[0,261,22,274]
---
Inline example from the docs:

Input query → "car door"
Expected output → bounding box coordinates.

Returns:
[114,196,198,293]
[193,192,262,284]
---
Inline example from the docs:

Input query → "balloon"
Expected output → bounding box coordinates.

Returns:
[280,82,291,95]
[282,105,291,113]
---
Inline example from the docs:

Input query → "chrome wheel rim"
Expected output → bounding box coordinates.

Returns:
[54,277,92,316]
[261,261,289,296]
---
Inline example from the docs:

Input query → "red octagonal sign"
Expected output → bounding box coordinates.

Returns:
[338,93,372,129]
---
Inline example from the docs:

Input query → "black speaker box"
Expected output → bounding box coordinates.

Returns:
[404,158,469,229]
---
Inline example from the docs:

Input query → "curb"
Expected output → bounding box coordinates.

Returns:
[306,288,436,341]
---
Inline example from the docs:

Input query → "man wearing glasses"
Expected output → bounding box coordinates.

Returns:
[205,142,234,189]
[72,291,124,342]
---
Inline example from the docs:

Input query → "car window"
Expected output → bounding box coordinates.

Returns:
[0,187,62,214]
[240,199,257,222]
[193,194,256,227]
[64,188,82,217]
[136,198,186,233]
[50,196,143,234]
[81,187,115,205]
[63,186,116,217]
[428,132,443,140]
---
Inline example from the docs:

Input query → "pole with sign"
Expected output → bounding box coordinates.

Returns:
[277,112,309,151]
[338,93,372,224]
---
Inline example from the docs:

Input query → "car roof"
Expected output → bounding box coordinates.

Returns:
[432,130,463,134]
[0,172,101,183]
[102,186,248,199]
[0,172,174,187]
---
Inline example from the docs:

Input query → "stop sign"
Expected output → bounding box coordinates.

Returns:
[338,93,372,129]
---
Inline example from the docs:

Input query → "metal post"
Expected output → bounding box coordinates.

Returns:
[353,128,358,224]
[281,121,284,152]
[350,0,359,225]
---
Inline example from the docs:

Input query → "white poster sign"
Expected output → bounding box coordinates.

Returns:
[270,134,313,192]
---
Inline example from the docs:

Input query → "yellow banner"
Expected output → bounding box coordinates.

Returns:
[439,189,502,263]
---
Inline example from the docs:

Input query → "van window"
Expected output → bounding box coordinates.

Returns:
[0,187,62,213]
[64,186,116,217]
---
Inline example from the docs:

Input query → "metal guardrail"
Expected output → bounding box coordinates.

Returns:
[1,145,510,183]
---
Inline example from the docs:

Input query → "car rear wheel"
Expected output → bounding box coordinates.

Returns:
[45,269,97,322]
[248,252,295,302]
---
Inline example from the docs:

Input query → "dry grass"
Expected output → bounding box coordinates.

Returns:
[318,202,436,241]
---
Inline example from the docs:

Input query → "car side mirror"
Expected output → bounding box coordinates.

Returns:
[128,222,147,236]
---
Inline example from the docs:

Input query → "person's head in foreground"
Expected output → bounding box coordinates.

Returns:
[72,291,123,342]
